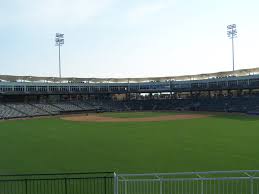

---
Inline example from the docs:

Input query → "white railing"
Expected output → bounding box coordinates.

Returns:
[114,170,259,194]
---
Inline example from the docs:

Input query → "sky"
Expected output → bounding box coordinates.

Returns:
[0,0,259,78]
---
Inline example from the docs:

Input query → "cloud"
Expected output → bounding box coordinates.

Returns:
[127,0,174,22]
[0,0,115,27]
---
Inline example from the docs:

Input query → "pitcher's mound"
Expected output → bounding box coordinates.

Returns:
[62,114,209,122]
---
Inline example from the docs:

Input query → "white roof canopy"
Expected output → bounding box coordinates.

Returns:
[0,67,259,83]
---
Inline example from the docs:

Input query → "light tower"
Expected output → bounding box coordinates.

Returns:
[227,24,237,71]
[55,33,64,79]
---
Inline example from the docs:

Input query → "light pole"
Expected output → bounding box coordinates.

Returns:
[55,33,64,79]
[227,24,237,71]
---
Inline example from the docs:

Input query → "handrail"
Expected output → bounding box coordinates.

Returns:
[118,170,259,178]
[0,171,114,177]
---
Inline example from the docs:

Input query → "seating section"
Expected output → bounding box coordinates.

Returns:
[89,100,125,111]
[1,96,259,119]
[71,101,96,110]
[32,104,61,114]
[8,103,49,116]
[0,104,26,119]
[91,96,259,113]
[52,102,82,111]
[0,101,100,119]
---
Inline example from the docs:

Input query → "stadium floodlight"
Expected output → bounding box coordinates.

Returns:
[55,33,64,79]
[227,24,237,71]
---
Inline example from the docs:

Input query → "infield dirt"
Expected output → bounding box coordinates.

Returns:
[61,113,210,122]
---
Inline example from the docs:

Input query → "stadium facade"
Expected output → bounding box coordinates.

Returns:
[0,67,259,119]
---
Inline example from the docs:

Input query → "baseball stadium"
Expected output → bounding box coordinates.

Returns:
[2,0,259,193]
[1,67,259,193]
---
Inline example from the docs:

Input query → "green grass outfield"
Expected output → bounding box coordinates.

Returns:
[0,111,259,174]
